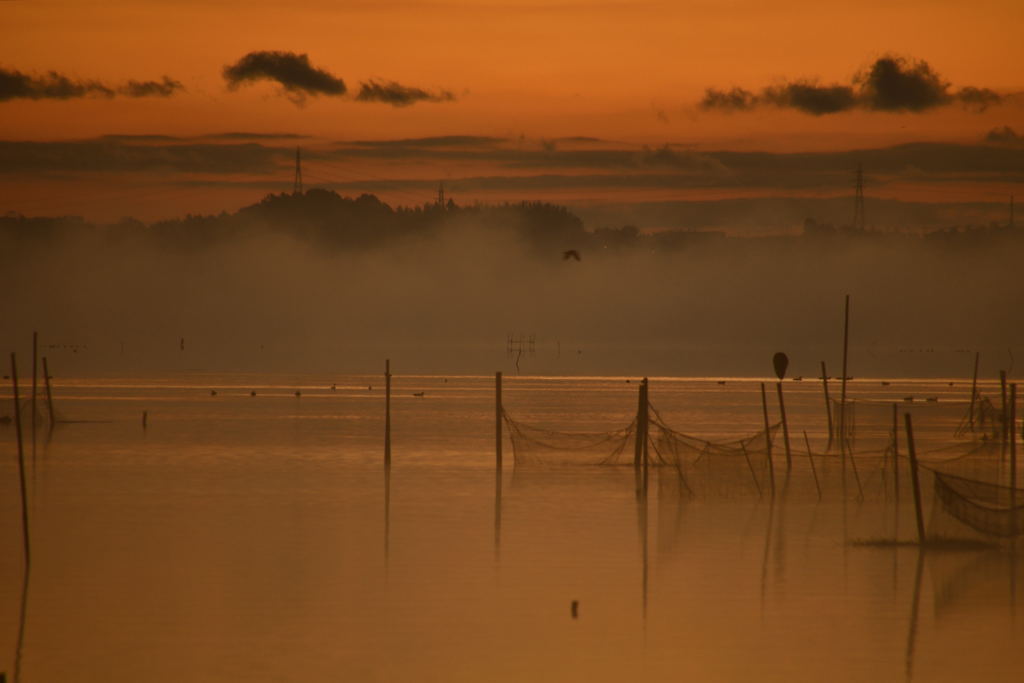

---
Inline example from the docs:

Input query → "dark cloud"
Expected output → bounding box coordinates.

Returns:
[0,67,185,102]
[0,67,113,101]
[118,76,184,98]
[855,56,950,111]
[222,51,347,102]
[700,55,1003,115]
[699,87,757,112]
[985,126,1023,146]
[957,86,1003,112]
[761,82,857,115]
[355,80,456,106]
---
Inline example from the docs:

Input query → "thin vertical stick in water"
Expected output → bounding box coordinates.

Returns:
[821,361,833,451]
[840,295,850,466]
[892,403,900,502]
[760,383,775,496]
[641,378,649,502]
[42,357,55,429]
[969,351,980,429]
[495,372,503,469]
[1000,370,1008,462]
[776,381,792,470]
[903,413,926,545]
[10,354,31,571]
[31,332,37,472]
[802,430,821,500]
[384,359,391,467]
[1010,384,1017,540]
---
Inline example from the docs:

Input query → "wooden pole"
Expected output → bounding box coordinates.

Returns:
[42,356,55,429]
[641,378,649,501]
[384,359,391,467]
[495,372,503,469]
[1000,370,1009,458]
[802,430,821,499]
[969,351,980,429]
[840,295,850,464]
[31,331,37,457]
[903,413,926,545]
[142,410,148,429]
[776,381,792,470]
[760,383,775,495]
[1011,383,1017,539]
[10,354,31,571]
[892,403,900,502]
[821,361,833,450]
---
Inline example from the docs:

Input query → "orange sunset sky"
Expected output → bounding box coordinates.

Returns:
[2,0,1023,224]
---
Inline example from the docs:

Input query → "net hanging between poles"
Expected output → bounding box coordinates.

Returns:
[929,468,1024,539]
[503,412,638,466]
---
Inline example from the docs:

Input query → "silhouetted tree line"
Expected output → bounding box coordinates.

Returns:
[1,191,1020,255]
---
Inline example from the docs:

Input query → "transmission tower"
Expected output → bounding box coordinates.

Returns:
[852,164,865,231]
[293,146,303,196]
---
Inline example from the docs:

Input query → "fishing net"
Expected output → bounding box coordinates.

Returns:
[503,412,638,466]
[927,467,1024,539]
[831,397,994,456]
[647,405,779,497]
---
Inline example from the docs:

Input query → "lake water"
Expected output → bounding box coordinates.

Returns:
[1,374,1021,682]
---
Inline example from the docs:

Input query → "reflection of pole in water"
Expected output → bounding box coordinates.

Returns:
[760,498,775,620]
[384,462,391,569]
[905,550,925,683]
[760,383,775,497]
[495,372,503,561]
[636,478,649,627]
[14,557,29,683]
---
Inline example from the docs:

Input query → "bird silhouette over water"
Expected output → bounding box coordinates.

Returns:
[562,249,581,261]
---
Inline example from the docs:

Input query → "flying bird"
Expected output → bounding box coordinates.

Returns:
[562,250,581,261]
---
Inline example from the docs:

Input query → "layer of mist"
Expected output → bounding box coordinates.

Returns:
[2,193,1022,379]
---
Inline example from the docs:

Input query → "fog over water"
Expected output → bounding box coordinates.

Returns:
[2,207,1022,378]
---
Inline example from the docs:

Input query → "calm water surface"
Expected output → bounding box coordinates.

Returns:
[1,374,1021,682]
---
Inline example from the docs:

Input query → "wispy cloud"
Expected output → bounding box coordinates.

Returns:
[0,67,183,101]
[355,80,456,106]
[222,51,347,103]
[700,55,1004,115]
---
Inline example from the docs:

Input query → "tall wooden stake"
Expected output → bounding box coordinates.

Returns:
[903,413,926,545]
[10,354,31,571]
[495,372,503,469]
[821,360,833,450]
[776,381,792,470]
[892,403,900,502]
[760,383,775,495]
[840,295,850,464]
[802,430,821,500]
[42,356,55,429]
[384,359,391,467]
[31,332,37,463]
[1000,370,1009,458]
[641,378,649,501]
[1011,383,1017,540]
[969,351,980,429]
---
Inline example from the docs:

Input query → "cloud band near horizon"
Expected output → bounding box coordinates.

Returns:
[700,55,1003,115]
[0,67,183,101]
